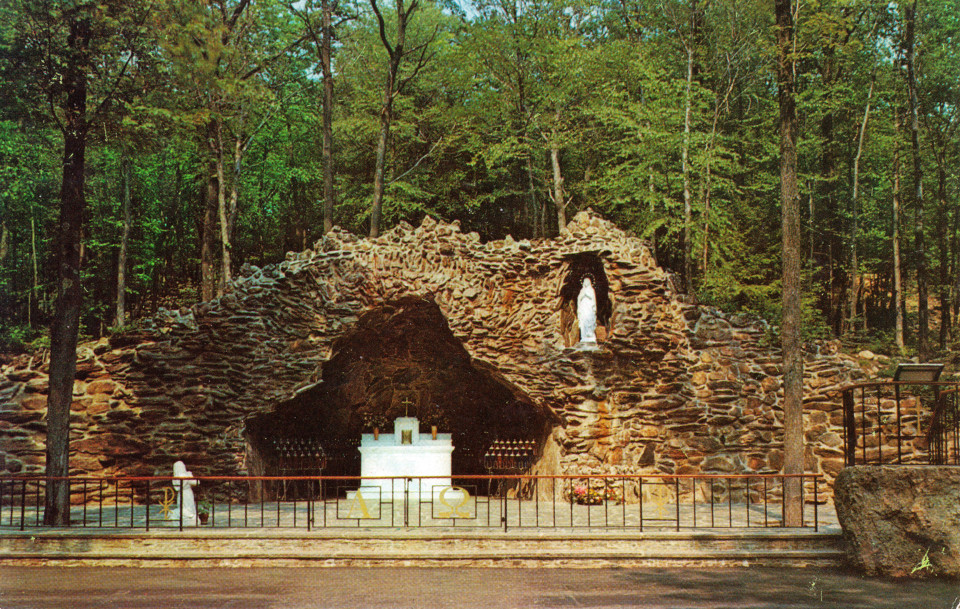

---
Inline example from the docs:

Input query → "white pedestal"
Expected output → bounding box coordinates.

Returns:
[352,417,454,501]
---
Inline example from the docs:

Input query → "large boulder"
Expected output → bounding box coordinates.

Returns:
[835,465,960,578]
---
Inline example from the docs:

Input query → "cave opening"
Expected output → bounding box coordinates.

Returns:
[244,296,555,496]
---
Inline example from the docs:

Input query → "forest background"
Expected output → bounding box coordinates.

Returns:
[0,0,958,364]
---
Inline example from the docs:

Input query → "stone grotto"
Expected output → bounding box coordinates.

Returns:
[0,211,889,500]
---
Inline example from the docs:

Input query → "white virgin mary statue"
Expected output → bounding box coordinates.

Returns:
[577,276,598,344]
[168,460,198,526]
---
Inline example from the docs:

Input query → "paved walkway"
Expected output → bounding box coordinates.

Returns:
[1,566,957,608]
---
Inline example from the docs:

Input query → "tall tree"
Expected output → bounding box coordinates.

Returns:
[368,0,437,238]
[893,109,906,354]
[665,0,704,295]
[320,0,338,233]
[775,0,803,527]
[457,0,560,238]
[201,158,219,301]
[921,0,960,348]
[4,0,157,525]
[44,10,91,526]
[847,75,875,333]
[290,0,357,234]
[162,0,304,293]
[114,152,132,327]
[904,0,928,359]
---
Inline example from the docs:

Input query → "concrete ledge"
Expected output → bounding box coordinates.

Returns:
[0,528,843,568]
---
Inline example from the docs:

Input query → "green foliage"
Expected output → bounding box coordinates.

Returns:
[0,0,957,356]
[911,548,934,575]
[0,323,35,352]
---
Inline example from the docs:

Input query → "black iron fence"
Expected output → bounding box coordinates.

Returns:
[0,473,821,532]
[841,381,960,466]
[928,387,960,465]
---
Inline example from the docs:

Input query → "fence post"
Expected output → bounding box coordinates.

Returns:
[674,477,680,532]
[178,479,183,532]
[307,478,313,532]
[780,476,786,528]
[20,480,26,531]
[814,477,819,532]
[145,480,151,532]
[503,478,508,532]
[842,389,856,466]
[895,384,902,463]
[638,478,643,532]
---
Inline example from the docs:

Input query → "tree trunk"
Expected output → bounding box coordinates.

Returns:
[893,111,905,354]
[540,182,548,237]
[524,153,539,239]
[228,132,242,256]
[369,0,408,239]
[550,140,567,231]
[201,159,218,302]
[321,0,336,234]
[808,187,814,268]
[817,46,842,335]
[681,44,694,295]
[905,1,928,359]
[370,74,394,239]
[31,216,39,327]
[701,174,711,274]
[701,80,734,275]
[952,206,960,331]
[936,162,951,347]
[114,154,132,327]
[861,277,868,332]
[45,15,91,527]
[848,76,874,334]
[776,0,803,528]
[215,125,231,294]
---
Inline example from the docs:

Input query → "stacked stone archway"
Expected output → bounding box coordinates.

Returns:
[243,296,554,481]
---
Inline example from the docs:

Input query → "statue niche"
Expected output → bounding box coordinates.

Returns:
[577,276,598,344]
[559,252,613,348]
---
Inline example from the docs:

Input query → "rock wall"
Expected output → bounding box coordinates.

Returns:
[0,211,878,496]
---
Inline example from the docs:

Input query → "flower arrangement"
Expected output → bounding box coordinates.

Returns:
[573,484,622,505]
[604,487,623,504]
[573,485,604,505]
[419,404,448,430]
[360,409,389,431]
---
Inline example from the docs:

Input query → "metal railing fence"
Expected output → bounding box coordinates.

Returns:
[841,381,960,466]
[0,473,821,532]
[927,387,960,465]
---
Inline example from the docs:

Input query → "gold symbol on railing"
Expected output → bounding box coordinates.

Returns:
[158,487,175,519]
[653,493,667,519]
[643,485,669,519]
[438,486,472,518]
[345,491,372,519]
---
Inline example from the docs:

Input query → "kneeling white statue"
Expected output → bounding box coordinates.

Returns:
[577,276,598,344]
[168,460,199,526]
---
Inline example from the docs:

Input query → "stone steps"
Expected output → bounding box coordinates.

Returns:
[0,528,844,568]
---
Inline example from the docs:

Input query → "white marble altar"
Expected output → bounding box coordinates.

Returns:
[354,416,453,501]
